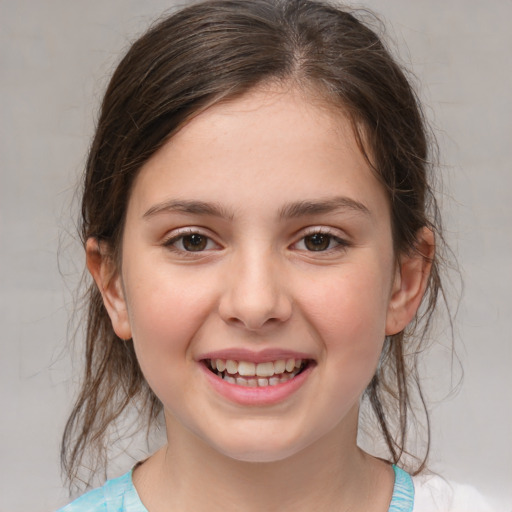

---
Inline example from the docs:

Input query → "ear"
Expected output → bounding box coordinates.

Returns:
[86,237,132,340]
[385,227,435,336]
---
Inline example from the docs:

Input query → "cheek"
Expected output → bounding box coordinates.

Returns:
[299,266,392,344]
[297,268,391,414]
[121,264,218,380]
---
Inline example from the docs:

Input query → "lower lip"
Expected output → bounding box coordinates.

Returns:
[199,363,313,406]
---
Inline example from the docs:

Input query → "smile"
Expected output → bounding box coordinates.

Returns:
[206,358,308,387]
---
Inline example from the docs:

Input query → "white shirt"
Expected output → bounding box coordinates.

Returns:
[413,474,494,511]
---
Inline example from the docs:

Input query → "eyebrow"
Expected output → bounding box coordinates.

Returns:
[142,196,371,220]
[278,197,371,219]
[143,199,234,220]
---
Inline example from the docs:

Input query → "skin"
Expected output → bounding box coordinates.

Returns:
[87,85,433,511]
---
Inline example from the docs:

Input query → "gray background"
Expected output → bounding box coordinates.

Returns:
[1,1,511,510]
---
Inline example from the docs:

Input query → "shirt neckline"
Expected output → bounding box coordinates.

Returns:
[388,465,415,511]
[117,463,414,512]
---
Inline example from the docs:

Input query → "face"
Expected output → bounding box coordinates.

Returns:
[92,86,426,463]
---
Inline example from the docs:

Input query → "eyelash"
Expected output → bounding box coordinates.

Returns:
[163,229,219,254]
[162,228,350,254]
[293,228,350,253]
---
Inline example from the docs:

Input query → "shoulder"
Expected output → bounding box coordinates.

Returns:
[412,473,493,512]
[56,470,146,512]
[56,486,107,512]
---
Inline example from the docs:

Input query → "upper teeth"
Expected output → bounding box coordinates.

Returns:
[210,358,303,377]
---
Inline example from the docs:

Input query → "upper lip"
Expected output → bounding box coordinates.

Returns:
[197,348,314,363]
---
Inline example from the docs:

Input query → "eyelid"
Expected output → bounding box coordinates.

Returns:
[291,226,351,252]
[161,225,350,254]
[300,225,346,237]
[162,227,222,253]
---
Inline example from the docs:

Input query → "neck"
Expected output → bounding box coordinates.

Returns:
[133,407,395,512]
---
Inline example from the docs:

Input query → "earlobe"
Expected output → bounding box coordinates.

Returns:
[385,227,434,336]
[85,237,132,340]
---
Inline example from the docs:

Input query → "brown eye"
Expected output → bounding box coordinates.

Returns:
[182,234,208,251]
[164,231,219,254]
[303,233,331,251]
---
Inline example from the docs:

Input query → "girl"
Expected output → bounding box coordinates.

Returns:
[58,0,491,510]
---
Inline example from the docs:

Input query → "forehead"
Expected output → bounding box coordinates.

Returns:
[128,86,389,222]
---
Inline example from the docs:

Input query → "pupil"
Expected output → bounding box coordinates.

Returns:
[305,233,330,251]
[183,234,207,251]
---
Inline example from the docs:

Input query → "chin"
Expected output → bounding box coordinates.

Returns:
[206,428,314,464]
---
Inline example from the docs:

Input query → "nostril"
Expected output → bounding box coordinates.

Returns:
[221,307,292,332]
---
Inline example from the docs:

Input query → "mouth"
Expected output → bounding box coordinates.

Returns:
[204,358,311,387]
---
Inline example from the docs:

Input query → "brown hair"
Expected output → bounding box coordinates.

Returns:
[62,0,446,488]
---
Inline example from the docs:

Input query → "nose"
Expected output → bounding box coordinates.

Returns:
[218,248,292,332]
